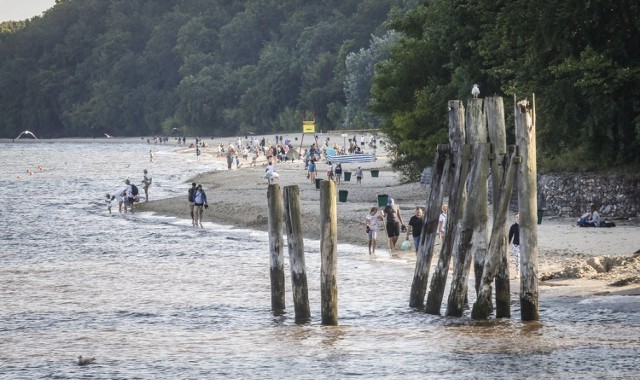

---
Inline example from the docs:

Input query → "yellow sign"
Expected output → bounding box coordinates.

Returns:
[302,120,315,133]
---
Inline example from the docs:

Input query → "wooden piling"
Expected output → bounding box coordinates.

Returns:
[515,95,539,321]
[466,99,490,297]
[471,148,517,319]
[409,144,451,309]
[283,185,311,323]
[425,101,467,315]
[446,143,490,317]
[485,96,511,318]
[267,184,286,314]
[320,180,338,325]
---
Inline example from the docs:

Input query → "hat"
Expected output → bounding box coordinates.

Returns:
[387,198,394,205]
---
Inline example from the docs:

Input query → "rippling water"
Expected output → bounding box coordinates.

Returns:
[1,140,638,379]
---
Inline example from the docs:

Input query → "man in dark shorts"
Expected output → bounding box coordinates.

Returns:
[382,198,404,252]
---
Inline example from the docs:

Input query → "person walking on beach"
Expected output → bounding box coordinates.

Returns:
[437,204,448,239]
[365,207,383,255]
[265,161,279,184]
[407,206,424,254]
[326,161,334,181]
[334,163,342,184]
[508,212,520,278]
[356,166,363,184]
[194,184,208,228]
[382,198,404,252]
[188,182,197,226]
[142,169,152,202]
[308,159,317,184]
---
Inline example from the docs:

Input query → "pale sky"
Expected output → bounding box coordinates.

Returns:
[0,0,57,22]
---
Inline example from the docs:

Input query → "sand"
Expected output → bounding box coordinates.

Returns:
[137,132,640,297]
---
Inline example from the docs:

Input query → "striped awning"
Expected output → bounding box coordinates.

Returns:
[325,153,376,164]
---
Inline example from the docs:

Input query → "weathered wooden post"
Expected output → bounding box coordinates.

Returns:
[515,95,539,321]
[446,143,490,317]
[425,101,468,315]
[320,180,338,325]
[409,144,451,308]
[485,96,511,318]
[471,148,517,319]
[466,99,490,296]
[283,185,311,323]
[267,184,286,314]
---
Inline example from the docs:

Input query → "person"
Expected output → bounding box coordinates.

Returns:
[326,161,334,180]
[188,182,197,226]
[382,198,404,252]
[365,207,383,255]
[142,169,152,202]
[123,179,134,213]
[105,193,114,214]
[437,204,448,239]
[356,166,363,185]
[334,163,342,184]
[149,149,154,163]
[264,161,279,184]
[193,184,208,228]
[508,212,520,278]
[308,159,317,184]
[406,206,424,254]
[577,204,600,227]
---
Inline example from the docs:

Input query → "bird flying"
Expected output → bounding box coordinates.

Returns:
[472,84,480,99]
[16,130,37,139]
[104,133,113,138]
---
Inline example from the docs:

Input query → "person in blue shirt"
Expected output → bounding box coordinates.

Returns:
[194,184,208,228]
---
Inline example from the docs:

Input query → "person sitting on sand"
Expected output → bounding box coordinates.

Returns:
[577,204,600,227]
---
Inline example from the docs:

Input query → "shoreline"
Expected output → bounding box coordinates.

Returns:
[137,133,640,297]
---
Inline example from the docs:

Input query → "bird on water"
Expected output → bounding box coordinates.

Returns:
[77,356,96,366]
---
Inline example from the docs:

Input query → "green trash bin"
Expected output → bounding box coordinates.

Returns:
[371,169,379,177]
[377,194,388,207]
[344,171,352,181]
[537,209,544,225]
[338,190,348,202]
[315,178,322,189]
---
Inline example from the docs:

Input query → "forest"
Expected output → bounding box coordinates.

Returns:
[1,0,638,177]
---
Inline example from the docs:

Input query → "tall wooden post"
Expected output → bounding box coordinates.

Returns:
[466,99,489,296]
[471,149,517,319]
[485,96,511,318]
[283,185,311,323]
[409,144,451,308]
[446,143,490,317]
[515,95,539,321]
[425,101,467,315]
[267,184,286,314]
[320,180,338,325]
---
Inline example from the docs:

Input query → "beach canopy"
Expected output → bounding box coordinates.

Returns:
[325,152,376,164]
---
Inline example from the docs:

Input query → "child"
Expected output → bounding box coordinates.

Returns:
[365,207,383,255]
[356,166,363,184]
[105,193,114,214]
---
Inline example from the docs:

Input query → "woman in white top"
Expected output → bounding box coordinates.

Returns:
[438,204,448,239]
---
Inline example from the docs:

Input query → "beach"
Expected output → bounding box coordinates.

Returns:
[138,132,640,298]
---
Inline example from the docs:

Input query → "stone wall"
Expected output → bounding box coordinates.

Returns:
[538,173,640,219]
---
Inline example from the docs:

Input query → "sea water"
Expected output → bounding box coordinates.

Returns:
[0,140,638,379]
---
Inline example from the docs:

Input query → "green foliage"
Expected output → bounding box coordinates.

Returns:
[371,0,640,178]
[0,0,403,139]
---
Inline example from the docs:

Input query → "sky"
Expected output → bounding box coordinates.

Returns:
[0,0,57,22]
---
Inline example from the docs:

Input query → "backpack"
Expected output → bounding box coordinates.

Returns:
[130,184,139,196]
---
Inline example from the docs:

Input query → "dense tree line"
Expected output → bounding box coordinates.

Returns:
[372,0,640,178]
[1,0,638,176]
[0,0,406,139]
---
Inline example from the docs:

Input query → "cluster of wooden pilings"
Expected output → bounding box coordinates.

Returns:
[268,180,339,325]
[410,95,539,321]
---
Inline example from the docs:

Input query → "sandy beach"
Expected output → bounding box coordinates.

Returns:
[138,132,640,298]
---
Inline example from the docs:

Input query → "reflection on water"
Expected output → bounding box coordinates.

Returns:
[0,141,638,378]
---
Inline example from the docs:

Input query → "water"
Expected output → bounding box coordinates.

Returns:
[1,140,638,379]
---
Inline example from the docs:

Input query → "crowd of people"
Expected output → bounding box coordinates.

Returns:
[105,169,151,214]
